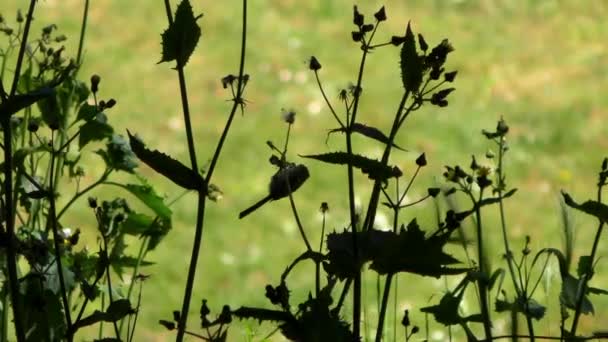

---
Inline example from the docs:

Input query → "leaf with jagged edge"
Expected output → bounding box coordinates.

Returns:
[0,87,54,118]
[327,123,407,152]
[128,130,204,191]
[159,0,202,68]
[300,152,400,182]
[400,22,423,92]
[562,191,608,224]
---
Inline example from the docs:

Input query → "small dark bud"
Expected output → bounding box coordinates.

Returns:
[466,175,474,184]
[269,155,281,166]
[444,71,458,82]
[392,166,403,178]
[417,34,428,52]
[68,229,81,245]
[477,175,492,189]
[411,326,420,334]
[219,305,232,324]
[49,121,60,131]
[55,34,67,43]
[1,27,14,36]
[172,310,180,322]
[602,157,608,171]
[308,56,322,71]
[428,188,440,198]
[374,6,387,22]
[200,299,210,317]
[27,121,39,132]
[390,36,406,46]
[353,6,364,27]
[98,100,106,110]
[88,197,98,209]
[16,10,24,23]
[415,153,427,167]
[470,155,478,170]
[351,31,363,42]
[105,99,117,108]
[362,24,374,33]
[221,74,236,88]
[496,118,509,135]
[90,74,101,93]
[159,320,175,330]
[320,202,329,213]
[401,309,410,327]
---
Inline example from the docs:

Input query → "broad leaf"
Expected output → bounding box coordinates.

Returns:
[400,22,423,92]
[159,0,202,68]
[328,123,407,151]
[301,152,400,182]
[562,191,608,224]
[76,103,99,122]
[128,131,204,190]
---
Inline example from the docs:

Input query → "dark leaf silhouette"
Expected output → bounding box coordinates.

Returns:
[159,0,202,68]
[324,220,470,280]
[301,152,400,182]
[73,299,134,331]
[400,22,423,92]
[328,123,407,151]
[119,183,172,221]
[0,87,54,118]
[128,131,204,191]
[79,114,114,148]
[562,191,608,224]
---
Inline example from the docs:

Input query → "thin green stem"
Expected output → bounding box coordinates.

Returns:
[570,183,604,336]
[48,142,73,341]
[76,0,90,68]
[57,168,111,220]
[174,0,248,340]
[474,191,492,341]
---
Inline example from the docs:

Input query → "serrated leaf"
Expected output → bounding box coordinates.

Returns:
[577,255,593,278]
[328,123,407,151]
[159,0,202,68]
[128,131,204,190]
[121,212,172,251]
[105,299,134,321]
[400,22,423,92]
[300,152,400,182]
[562,191,608,224]
[0,87,54,118]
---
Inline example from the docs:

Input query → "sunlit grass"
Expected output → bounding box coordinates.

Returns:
[2,0,608,340]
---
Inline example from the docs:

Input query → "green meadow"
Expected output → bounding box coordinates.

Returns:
[2,0,608,340]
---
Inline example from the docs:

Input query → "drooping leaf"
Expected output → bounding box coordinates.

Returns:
[159,0,203,68]
[300,152,400,182]
[0,87,54,118]
[73,299,134,331]
[117,183,172,221]
[420,291,465,326]
[97,134,138,173]
[562,191,608,224]
[128,131,204,191]
[328,123,407,151]
[400,22,423,92]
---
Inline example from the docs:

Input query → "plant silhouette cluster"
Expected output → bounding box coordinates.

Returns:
[0,1,607,342]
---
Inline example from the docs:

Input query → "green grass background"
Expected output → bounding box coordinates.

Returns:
[2,0,608,340]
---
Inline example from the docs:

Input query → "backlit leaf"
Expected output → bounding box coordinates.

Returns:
[300,152,400,182]
[400,22,423,92]
[159,0,202,68]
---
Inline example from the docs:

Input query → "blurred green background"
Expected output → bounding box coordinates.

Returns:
[2,0,608,340]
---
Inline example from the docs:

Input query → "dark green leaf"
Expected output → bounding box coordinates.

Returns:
[128,131,204,190]
[562,191,608,224]
[159,0,203,68]
[77,103,99,122]
[105,299,134,321]
[420,291,464,326]
[400,22,423,92]
[328,123,407,151]
[577,255,593,278]
[561,273,594,314]
[300,152,400,182]
[0,87,54,118]
[79,115,114,148]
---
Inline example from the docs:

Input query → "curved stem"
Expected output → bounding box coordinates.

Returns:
[56,168,111,220]
[474,190,493,341]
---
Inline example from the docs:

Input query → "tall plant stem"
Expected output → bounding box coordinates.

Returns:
[76,0,90,68]
[474,195,492,341]
[374,273,393,342]
[570,185,604,336]
[2,2,37,341]
[173,0,248,340]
